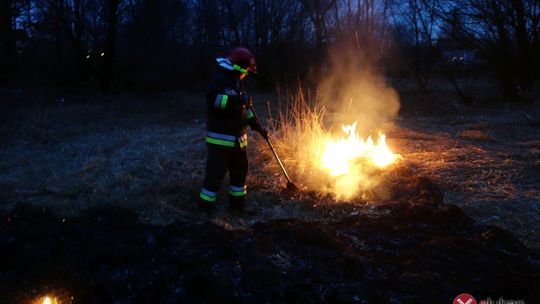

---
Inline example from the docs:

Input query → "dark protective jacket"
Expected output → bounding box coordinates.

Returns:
[205,58,261,149]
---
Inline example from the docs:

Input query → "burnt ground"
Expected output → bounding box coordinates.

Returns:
[2,196,539,303]
[0,92,540,303]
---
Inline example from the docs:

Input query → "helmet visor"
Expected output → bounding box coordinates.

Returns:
[233,64,249,75]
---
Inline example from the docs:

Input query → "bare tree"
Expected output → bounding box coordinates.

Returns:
[0,0,16,84]
[440,0,540,101]
[330,0,393,64]
[192,0,221,49]
[220,0,251,45]
[99,0,120,92]
[300,0,337,81]
[390,0,438,88]
[389,0,472,103]
[0,0,14,57]
[300,0,336,50]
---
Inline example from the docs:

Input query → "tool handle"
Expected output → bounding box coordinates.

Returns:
[248,104,294,184]
[265,136,293,183]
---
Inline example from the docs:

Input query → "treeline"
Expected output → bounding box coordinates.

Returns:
[0,0,539,101]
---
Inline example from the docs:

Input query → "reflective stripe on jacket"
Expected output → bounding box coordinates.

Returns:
[206,131,247,149]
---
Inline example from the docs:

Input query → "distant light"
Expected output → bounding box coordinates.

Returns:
[86,54,90,59]
[100,52,105,56]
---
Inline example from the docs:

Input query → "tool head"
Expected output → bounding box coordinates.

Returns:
[286,181,300,192]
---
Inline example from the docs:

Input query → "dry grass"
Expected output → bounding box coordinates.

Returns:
[0,97,207,224]
[249,86,402,201]
[249,86,326,191]
[390,111,540,248]
[0,96,391,229]
[1,93,539,248]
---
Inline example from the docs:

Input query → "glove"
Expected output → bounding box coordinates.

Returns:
[259,129,269,140]
[237,94,250,107]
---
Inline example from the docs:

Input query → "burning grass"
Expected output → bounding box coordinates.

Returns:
[251,87,402,201]
[248,92,540,247]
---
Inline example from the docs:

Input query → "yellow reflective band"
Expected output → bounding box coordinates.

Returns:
[220,95,228,110]
[206,137,236,147]
[228,189,247,197]
[200,192,216,202]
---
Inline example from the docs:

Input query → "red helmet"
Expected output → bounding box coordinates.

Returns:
[228,47,256,73]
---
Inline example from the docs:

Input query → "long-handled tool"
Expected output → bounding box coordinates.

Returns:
[248,103,299,191]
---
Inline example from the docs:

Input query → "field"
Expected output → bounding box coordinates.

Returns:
[0,90,539,303]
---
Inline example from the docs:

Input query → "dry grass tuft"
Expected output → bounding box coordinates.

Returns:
[248,86,402,202]
[250,86,326,188]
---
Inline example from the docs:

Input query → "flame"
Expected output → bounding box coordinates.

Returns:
[42,297,53,304]
[321,121,399,174]
[317,121,400,197]
[265,99,402,200]
[33,296,59,304]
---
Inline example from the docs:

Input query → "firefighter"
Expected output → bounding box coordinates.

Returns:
[199,47,267,211]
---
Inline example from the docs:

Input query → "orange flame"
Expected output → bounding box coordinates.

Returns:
[316,121,400,199]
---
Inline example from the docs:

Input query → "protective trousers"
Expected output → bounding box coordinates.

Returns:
[199,143,248,205]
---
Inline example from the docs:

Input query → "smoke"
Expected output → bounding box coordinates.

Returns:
[310,44,401,200]
[261,43,401,201]
[317,44,400,136]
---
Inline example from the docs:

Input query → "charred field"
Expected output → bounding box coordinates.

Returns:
[1,92,539,303]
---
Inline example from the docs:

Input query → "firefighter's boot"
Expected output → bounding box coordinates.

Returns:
[198,188,217,215]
